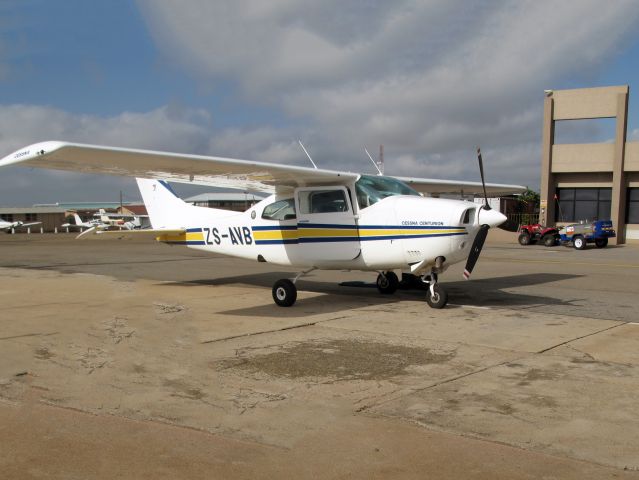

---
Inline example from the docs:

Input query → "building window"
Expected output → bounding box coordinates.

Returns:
[25,213,38,222]
[627,188,639,224]
[555,188,612,222]
[0,214,14,222]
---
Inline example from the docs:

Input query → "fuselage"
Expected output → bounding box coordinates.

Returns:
[155,176,505,276]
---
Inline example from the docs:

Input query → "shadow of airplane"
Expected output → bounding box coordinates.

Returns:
[159,272,583,317]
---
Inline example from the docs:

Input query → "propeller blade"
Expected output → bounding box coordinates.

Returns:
[463,224,489,280]
[476,147,490,210]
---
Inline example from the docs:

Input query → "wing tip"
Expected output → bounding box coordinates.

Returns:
[0,140,70,168]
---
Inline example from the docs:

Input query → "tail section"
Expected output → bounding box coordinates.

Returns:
[73,213,84,226]
[136,178,192,229]
[98,209,110,223]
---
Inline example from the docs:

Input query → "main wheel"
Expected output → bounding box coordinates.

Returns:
[573,235,586,250]
[595,238,608,248]
[518,233,531,246]
[376,271,399,294]
[543,234,556,247]
[425,284,448,309]
[272,279,297,307]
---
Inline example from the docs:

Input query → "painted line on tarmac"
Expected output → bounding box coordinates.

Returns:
[483,257,639,269]
[448,304,491,310]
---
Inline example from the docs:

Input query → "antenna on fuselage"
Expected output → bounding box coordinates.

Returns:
[364,147,383,176]
[298,140,318,169]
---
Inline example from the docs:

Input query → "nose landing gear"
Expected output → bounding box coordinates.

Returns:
[422,267,448,309]
[422,257,448,308]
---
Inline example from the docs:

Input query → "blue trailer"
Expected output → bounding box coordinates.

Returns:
[558,220,616,250]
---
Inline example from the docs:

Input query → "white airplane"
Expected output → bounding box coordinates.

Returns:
[0,218,41,232]
[0,141,525,308]
[95,209,149,230]
[61,212,103,230]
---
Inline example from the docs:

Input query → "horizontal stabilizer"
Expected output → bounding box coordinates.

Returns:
[77,228,186,240]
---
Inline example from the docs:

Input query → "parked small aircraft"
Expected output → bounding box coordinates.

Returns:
[0,141,525,308]
[95,209,149,230]
[61,213,103,231]
[0,218,41,232]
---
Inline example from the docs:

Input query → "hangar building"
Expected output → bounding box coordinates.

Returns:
[539,85,638,244]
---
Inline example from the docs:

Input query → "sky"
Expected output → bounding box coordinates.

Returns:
[1,0,639,206]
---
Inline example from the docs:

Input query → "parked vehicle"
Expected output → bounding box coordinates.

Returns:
[558,220,616,250]
[517,223,559,247]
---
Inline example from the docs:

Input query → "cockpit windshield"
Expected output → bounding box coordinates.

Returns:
[355,175,421,209]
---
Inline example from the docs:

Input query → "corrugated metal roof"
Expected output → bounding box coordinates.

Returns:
[0,206,66,214]
[185,192,267,202]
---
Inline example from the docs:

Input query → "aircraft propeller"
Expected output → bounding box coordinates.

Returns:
[463,148,506,279]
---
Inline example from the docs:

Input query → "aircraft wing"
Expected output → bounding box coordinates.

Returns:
[96,213,150,218]
[16,222,42,228]
[0,140,526,196]
[0,141,358,193]
[396,176,526,197]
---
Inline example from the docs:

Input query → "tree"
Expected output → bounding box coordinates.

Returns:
[516,188,540,225]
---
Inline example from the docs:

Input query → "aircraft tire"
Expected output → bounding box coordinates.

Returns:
[426,284,448,309]
[272,279,297,307]
[376,271,399,294]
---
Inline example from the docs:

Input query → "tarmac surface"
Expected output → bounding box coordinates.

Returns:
[1,233,639,479]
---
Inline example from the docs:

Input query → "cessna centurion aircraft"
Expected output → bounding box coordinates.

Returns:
[0,141,525,308]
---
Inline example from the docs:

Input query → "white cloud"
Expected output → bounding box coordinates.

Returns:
[2,0,638,205]
[134,0,639,188]
[0,103,310,204]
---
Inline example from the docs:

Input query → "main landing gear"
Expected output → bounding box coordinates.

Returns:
[376,271,399,294]
[272,279,297,307]
[272,268,315,307]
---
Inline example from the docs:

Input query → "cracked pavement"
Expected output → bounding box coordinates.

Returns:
[1,234,639,478]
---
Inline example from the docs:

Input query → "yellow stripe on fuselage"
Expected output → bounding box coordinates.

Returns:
[297,228,358,238]
[253,230,299,241]
[157,232,204,243]
[359,228,466,237]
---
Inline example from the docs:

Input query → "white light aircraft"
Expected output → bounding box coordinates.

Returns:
[61,212,103,230]
[0,218,41,232]
[95,209,148,230]
[0,141,525,308]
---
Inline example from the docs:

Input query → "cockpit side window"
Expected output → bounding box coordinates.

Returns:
[261,198,296,221]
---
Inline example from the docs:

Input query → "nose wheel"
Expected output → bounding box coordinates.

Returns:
[423,272,448,309]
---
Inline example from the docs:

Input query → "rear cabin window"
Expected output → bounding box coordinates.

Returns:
[299,190,349,214]
[261,198,296,220]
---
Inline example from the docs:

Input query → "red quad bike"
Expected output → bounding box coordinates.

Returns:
[518,223,559,247]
